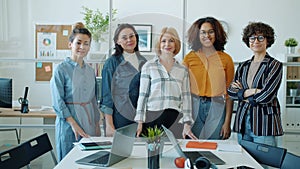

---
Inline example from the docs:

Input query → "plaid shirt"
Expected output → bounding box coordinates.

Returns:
[134,56,193,124]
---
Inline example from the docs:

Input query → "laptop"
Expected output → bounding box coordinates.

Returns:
[75,123,137,167]
[162,125,225,165]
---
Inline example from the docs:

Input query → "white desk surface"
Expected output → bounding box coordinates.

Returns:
[54,137,263,169]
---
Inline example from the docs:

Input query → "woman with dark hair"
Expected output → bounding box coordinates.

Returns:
[183,17,234,139]
[100,23,147,136]
[227,22,283,146]
[50,22,101,161]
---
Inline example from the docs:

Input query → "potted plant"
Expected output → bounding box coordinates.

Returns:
[285,38,298,54]
[287,82,298,96]
[81,6,117,51]
[142,125,164,169]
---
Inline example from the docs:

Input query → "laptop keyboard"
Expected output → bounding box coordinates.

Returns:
[90,154,109,164]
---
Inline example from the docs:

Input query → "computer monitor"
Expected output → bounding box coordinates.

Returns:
[0,78,12,108]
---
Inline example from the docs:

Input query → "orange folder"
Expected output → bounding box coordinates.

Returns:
[186,141,217,150]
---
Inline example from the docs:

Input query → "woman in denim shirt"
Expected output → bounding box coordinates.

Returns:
[100,24,147,136]
[50,22,101,161]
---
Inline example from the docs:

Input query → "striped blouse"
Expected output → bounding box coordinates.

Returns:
[227,54,284,136]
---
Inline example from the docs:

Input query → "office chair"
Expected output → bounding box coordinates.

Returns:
[22,133,57,168]
[240,140,287,168]
[280,152,300,169]
[0,143,29,169]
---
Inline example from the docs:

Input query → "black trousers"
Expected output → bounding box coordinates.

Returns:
[142,109,181,136]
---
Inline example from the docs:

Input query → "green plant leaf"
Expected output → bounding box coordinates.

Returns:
[142,125,164,143]
[81,6,117,42]
[285,38,298,47]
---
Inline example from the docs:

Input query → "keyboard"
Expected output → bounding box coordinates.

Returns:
[90,154,109,164]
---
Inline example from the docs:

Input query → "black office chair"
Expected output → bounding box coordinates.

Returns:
[281,152,300,169]
[22,133,57,168]
[0,143,29,169]
[240,139,287,168]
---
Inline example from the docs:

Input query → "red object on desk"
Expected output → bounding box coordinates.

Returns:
[186,141,217,150]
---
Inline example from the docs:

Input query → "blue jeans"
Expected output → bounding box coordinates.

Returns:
[191,96,225,139]
[237,111,276,146]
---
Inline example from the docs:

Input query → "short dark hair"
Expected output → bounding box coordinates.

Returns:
[187,16,227,51]
[113,23,140,56]
[69,22,91,43]
[242,22,275,48]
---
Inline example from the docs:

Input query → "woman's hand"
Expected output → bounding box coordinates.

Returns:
[182,123,197,139]
[105,124,115,137]
[220,123,231,140]
[231,80,242,89]
[136,122,143,137]
[66,117,89,141]
[104,114,115,137]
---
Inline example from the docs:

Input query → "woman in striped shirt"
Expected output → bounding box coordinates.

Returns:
[227,22,283,146]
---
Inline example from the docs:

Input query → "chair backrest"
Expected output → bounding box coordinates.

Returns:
[22,133,57,165]
[0,143,29,169]
[240,140,287,168]
[281,152,300,169]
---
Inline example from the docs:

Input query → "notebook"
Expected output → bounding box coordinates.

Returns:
[162,125,225,165]
[186,141,217,150]
[75,123,137,167]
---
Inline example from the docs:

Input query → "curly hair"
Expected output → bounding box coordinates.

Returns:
[187,17,227,51]
[242,22,275,48]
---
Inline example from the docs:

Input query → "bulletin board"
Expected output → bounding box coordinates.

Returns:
[35,24,72,81]
[35,62,53,81]
[35,24,72,57]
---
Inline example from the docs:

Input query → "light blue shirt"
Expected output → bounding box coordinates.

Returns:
[50,57,100,161]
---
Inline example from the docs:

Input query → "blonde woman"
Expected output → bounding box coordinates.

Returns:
[135,27,197,139]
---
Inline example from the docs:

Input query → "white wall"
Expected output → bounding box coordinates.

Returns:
[0,0,299,106]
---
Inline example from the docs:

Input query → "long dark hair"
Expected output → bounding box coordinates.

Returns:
[187,17,227,51]
[113,23,140,56]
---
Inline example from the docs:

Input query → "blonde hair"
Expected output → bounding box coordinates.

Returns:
[155,27,181,56]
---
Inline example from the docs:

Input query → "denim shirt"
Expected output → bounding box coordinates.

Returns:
[100,53,147,118]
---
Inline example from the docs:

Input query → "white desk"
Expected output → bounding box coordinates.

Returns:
[0,108,56,143]
[54,137,263,169]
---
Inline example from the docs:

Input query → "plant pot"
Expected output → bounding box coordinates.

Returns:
[287,46,296,54]
[290,89,298,97]
[147,142,162,169]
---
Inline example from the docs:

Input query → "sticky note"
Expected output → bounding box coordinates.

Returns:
[45,65,51,72]
[63,30,69,36]
[36,62,43,68]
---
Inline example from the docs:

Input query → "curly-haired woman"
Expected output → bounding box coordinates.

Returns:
[183,17,234,140]
[227,22,283,146]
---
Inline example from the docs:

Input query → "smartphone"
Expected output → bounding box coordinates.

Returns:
[237,166,255,169]
[227,166,255,169]
[79,141,112,150]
